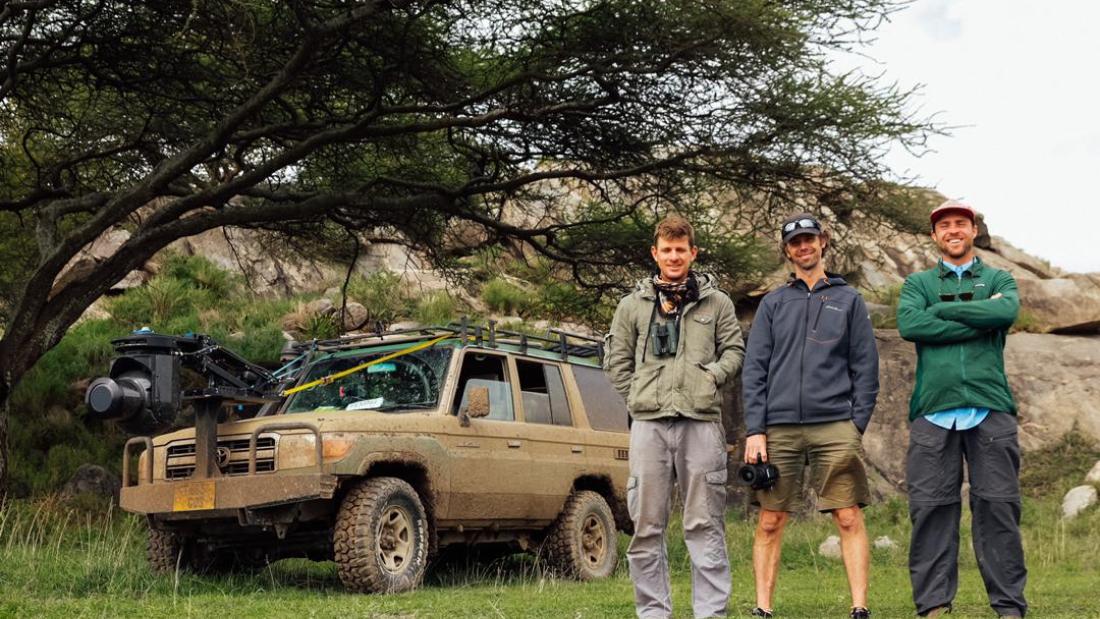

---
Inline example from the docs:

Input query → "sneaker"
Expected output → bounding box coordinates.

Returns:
[920,606,951,618]
[750,609,774,618]
[997,615,1022,619]
[850,608,871,619]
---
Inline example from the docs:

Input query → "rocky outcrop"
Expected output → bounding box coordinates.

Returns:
[1016,274,1100,334]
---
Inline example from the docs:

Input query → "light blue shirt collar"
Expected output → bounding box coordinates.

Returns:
[941,259,974,278]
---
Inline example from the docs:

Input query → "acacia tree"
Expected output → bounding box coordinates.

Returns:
[0,0,929,485]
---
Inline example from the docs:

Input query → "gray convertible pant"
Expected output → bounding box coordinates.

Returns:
[907,413,1028,617]
[626,417,730,619]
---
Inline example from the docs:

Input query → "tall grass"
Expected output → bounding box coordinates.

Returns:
[0,490,1097,617]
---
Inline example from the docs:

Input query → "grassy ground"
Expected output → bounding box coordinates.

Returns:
[1,492,1098,619]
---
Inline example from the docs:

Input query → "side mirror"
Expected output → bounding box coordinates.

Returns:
[459,385,491,427]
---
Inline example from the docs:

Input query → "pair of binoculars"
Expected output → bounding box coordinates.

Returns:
[649,320,679,357]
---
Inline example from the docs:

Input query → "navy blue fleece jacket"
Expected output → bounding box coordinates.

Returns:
[742,274,880,436]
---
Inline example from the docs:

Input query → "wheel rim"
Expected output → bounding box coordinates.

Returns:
[580,514,607,568]
[376,505,414,574]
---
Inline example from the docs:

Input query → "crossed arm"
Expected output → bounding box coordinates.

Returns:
[896,271,1019,343]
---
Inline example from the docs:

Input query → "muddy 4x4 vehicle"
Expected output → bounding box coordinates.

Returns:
[86,321,631,592]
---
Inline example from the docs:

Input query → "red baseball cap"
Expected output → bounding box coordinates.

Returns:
[930,199,976,226]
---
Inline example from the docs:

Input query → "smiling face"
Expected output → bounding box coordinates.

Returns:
[651,235,698,282]
[931,213,977,265]
[783,232,824,272]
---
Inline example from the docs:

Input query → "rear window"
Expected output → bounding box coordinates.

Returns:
[572,366,629,432]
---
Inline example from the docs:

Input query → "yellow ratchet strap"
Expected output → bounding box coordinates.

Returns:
[281,333,453,397]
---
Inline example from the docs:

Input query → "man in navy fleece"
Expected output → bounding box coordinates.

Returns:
[741,212,880,619]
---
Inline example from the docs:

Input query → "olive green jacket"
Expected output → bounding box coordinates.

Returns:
[605,273,745,421]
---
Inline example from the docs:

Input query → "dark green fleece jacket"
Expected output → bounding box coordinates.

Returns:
[896,257,1019,421]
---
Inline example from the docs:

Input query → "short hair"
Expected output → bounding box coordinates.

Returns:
[653,214,695,247]
[779,212,831,260]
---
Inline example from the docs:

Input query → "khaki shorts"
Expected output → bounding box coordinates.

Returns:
[753,420,870,512]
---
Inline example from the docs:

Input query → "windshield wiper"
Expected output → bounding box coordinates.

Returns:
[374,401,437,411]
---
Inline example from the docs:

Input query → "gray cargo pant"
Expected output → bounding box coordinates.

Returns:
[907,413,1028,617]
[627,417,730,619]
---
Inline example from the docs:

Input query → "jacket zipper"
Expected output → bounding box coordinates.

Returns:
[812,296,825,331]
[799,287,810,423]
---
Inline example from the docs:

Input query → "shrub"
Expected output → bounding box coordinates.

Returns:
[108,276,193,327]
[161,254,235,297]
[414,291,456,326]
[481,278,529,315]
[300,311,339,340]
[346,270,406,325]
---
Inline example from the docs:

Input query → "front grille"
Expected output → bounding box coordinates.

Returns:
[165,436,277,480]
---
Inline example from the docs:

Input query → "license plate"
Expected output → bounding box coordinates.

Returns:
[173,480,216,511]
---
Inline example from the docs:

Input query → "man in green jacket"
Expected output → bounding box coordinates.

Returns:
[896,200,1027,619]
[606,215,745,619]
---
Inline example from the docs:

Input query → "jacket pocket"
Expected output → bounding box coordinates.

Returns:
[808,298,850,344]
[628,364,663,412]
[690,363,721,413]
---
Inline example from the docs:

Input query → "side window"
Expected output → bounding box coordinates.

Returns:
[453,352,514,421]
[516,359,572,427]
[573,366,629,432]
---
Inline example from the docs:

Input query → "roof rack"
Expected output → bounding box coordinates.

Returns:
[286,317,605,364]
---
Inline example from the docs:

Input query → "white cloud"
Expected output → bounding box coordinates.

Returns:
[838,0,1100,272]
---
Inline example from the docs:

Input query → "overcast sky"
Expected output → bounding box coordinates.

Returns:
[834,0,1099,273]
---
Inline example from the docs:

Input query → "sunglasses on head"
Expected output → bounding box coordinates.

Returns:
[782,218,820,234]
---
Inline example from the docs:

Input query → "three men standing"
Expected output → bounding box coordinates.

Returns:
[897,200,1028,619]
[606,215,745,619]
[741,213,880,619]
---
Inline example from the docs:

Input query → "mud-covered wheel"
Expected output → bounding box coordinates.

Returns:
[148,528,190,574]
[333,476,430,593]
[545,490,618,580]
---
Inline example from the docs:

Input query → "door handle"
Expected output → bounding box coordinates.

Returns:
[571,445,583,454]
[507,440,522,448]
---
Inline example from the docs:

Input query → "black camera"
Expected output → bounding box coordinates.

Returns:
[649,320,679,357]
[738,457,780,490]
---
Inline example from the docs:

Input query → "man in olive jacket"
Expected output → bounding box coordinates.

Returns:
[897,200,1027,619]
[606,215,745,619]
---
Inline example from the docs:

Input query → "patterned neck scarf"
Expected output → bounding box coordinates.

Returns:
[652,272,699,318]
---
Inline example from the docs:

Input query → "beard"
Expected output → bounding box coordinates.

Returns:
[937,237,973,259]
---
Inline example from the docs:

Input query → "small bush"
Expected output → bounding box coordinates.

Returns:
[162,254,235,297]
[482,278,529,315]
[300,312,339,340]
[346,270,406,325]
[108,276,194,327]
[414,291,456,326]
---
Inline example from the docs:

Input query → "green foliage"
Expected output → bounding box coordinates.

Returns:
[8,316,128,496]
[345,270,407,325]
[108,276,195,327]
[300,312,339,341]
[414,292,456,326]
[481,278,530,315]
[161,254,236,297]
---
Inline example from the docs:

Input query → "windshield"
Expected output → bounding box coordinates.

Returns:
[285,347,452,414]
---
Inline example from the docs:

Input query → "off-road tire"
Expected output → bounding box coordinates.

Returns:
[544,490,618,580]
[333,476,430,593]
[148,528,189,574]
